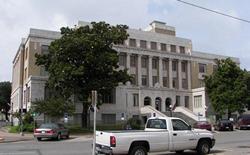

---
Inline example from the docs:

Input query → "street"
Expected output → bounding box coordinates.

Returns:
[0,130,250,155]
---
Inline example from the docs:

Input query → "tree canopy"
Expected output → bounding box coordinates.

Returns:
[205,58,250,119]
[0,81,11,121]
[35,21,131,127]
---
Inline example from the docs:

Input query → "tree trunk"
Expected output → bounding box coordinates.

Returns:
[81,104,89,128]
[4,112,8,121]
[228,111,231,120]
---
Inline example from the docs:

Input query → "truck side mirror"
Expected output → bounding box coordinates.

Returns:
[188,125,192,130]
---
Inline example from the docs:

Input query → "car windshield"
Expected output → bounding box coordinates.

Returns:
[39,124,58,129]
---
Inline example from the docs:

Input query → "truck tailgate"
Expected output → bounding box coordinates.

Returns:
[96,131,112,147]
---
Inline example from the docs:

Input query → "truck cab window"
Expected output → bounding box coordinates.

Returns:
[172,119,189,131]
[146,119,167,129]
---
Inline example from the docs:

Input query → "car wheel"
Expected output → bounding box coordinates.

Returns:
[197,140,210,155]
[176,150,184,154]
[57,133,61,141]
[37,137,42,141]
[129,146,147,155]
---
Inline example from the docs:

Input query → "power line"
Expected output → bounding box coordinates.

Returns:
[176,0,250,23]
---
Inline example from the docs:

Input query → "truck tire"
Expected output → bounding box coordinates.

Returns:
[197,140,210,155]
[175,150,184,154]
[129,146,147,155]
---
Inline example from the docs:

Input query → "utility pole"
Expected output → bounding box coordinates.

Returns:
[92,90,97,155]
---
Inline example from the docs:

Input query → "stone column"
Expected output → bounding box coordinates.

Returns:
[148,56,153,87]
[137,55,142,86]
[168,58,173,89]
[159,57,163,87]
[187,60,191,90]
[126,53,131,74]
[178,60,182,90]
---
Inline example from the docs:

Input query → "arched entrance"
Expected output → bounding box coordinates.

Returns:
[155,97,162,111]
[144,96,151,106]
[165,98,172,111]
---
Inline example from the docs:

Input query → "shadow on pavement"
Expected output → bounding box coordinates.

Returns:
[155,149,225,155]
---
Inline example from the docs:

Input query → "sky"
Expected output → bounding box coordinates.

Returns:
[1,0,250,81]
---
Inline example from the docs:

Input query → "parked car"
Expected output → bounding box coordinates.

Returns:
[214,119,233,131]
[193,121,212,131]
[34,123,70,141]
[236,114,250,130]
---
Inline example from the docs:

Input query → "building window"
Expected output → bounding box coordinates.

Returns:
[130,74,136,85]
[140,40,147,49]
[133,94,139,106]
[180,46,185,54]
[163,77,168,87]
[24,67,27,80]
[185,96,189,108]
[150,42,157,50]
[119,54,126,66]
[130,55,136,67]
[25,47,28,60]
[199,63,206,73]
[213,65,217,72]
[172,61,177,71]
[173,78,177,88]
[129,38,136,47]
[199,80,205,87]
[141,57,147,68]
[182,79,188,89]
[142,75,147,86]
[194,95,202,108]
[162,60,168,70]
[181,62,186,72]
[152,58,158,69]
[27,87,30,102]
[41,45,49,54]
[102,91,114,104]
[176,96,180,106]
[153,76,158,86]
[160,43,166,51]
[102,114,116,124]
[170,45,176,53]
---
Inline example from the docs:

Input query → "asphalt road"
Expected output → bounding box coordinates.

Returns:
[0,130,250,155]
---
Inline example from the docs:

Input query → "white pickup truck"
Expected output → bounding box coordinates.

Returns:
[96,116,215,155]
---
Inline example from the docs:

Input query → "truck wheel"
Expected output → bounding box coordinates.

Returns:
[175,150,184,154]
[37,137,42,141]
[197,140,210,155]
[129,146,147,155]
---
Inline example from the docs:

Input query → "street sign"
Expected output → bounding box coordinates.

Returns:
[92,90,97,155]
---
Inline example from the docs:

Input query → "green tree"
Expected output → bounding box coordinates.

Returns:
[0,81,11,121]
[205,58,250,119]
[31,97,74,118]
[35,21,131,127]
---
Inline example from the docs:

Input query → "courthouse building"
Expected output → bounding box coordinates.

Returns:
[11,21,239,125]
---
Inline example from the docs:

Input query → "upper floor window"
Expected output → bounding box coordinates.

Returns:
[130,55,136,67]
[194,95,202,108]
[140,40,147,49]
[130,74,136,85]
[152,58,158,69]
[181,62,186,72]
[129,38,136,47]
[160,43,167,51]
[25,47,28,60]
[102,91,114,104]
[162,60,168,70]
[141,57,147,68]
[142,75,147,86]
[199,63,206,73]
[119,54,126,66]
[133,94,139,106]
[41,45,49,54]
[172,61,177,71]
[150,42,157,50]
[170,45,176,53]
[180,46,185,54]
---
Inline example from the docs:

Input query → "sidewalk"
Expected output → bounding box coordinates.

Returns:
[0,128,33,143]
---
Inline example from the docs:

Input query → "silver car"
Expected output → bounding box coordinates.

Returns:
[34,123,70,141]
